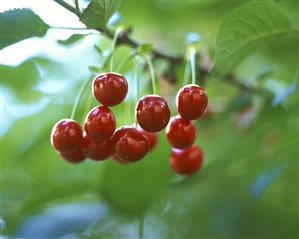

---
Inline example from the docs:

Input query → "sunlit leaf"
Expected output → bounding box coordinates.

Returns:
[212,2,296,76]
[80,0,122,29]
[1,60,41,101]
[0,9,49,50]
[57,34,91,46]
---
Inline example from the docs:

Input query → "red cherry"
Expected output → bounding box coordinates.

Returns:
[112,126,149,163]
[111,153,130,164]
[170,145,204,175]
[137,126,159,151]
[176,84,208,120]
[60,149,85,164]
[51,119,83,154]
[136,95,171,132]
[166,115,196,149]
[93,72,128,106]
[83,133,112,161]
[85,106,116,142]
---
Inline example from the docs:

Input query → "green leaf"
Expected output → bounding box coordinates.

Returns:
[0,8,49,50]
[1,60,41,102]
[57,34,90,46]
[94,45,103,54]
[212,2,296,76]
[80,0,122,29]
[99,134,173,215]
[88,65,102,74]
[137,43,154,55]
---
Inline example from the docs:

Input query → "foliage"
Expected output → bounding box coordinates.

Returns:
[0,9,49,50]
[212,1,298,76]
[1,0,298,238]
[80,0,122,29]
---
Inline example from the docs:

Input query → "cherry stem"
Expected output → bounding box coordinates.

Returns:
[189,46,197,85]
[54,0,268,93]
[117,52,136,72]
[124,100,130,126]
[138,214,144,239]
[80,93,93,124]
[134,63,140,128]
[144,55,158,95]
[183,59,191,86]
[70,76,93,120]
[110,28,122,72]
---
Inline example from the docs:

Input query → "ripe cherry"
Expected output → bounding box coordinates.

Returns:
[83,133,112,161]
[112,126,149,163]
[111,153,130,164]
[166,115,196,149]
[51,119,83,154]
[60,149,85,164]
[136,95,171,132]
[93,72,128,106]
[138,126,159,151]
[85,106,116,142]
[170,145,204,175]
[176,84,208,120]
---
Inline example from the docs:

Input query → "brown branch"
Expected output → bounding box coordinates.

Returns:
[53,0,182,63]
[54,0,79,17]
[52,0,256,91]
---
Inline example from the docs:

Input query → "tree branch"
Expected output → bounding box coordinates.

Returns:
[53,0,187,65]
[73,0,81,16]
[52,0,253,90]
[54,0,80,17]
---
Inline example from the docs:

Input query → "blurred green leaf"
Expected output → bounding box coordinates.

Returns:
[57,34,91,46]
[94,45,103,55]
[80,0,122,29]
[151,103,298,239]
[99,135,173,215]
[0,8,49,50]
[271,79,297,106]
[88,65,101,74]
[17,203,108,238]
[1,61,39,89]
[212,2,295,76]
[137,43,154,55]
[1,60,41,102]
[254,67,273,81]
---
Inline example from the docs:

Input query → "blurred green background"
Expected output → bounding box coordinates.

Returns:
[1,0,298,238]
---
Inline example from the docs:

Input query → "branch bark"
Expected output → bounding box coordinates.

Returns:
[53,0,256,91]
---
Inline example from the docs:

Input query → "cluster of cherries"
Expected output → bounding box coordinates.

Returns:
[51,72,208,175]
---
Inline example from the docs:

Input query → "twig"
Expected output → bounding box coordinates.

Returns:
[73,0,81,16]
[53,0,184,64]
[54,0,79,17]
[52,0,257,92]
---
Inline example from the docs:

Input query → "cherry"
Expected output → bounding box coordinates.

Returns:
[85,105,116,142]
[176,84,208,120]
[93,72,128,106]
[112,153,130,164]
[170,145,204,175]
[136,95,171,132]
[166,115,196,149]
[112,126,149,163]
[60,149,85,164]
[138,126,159,151]
[51,119,83,154]
[83,133,112,161]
